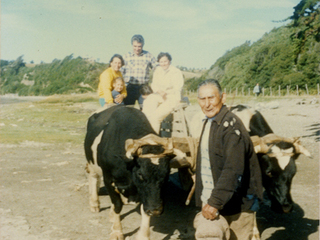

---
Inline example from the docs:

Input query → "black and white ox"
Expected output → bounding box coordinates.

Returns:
[189,105,311,213]
[230,105,311,213]
[84,105,186,240]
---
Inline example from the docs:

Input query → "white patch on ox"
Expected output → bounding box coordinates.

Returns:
[135,204,151,240]
[87,130,104,212]
[150,157,160,165]
[109,204,124,239]
[232,108,253,132]
[189,111,206,138]
[270,145,293,170]
[91,131,104,166]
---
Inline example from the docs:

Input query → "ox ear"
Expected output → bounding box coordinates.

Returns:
[125,138,139,160]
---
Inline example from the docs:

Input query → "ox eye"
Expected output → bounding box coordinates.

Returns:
[266,171,273,178]
[138,172,144,181]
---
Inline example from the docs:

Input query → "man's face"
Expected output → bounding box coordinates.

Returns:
[132,41,143,55]
[198,84,226,118]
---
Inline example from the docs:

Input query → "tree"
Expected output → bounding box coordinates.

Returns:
[11,56,26,74]
[288,0,319,24]
[285,0,320,62]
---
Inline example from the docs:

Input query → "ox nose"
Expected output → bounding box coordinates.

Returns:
[145,205,163,216]
[282,204,293,213]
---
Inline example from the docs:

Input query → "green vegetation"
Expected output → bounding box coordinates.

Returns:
[0,94,100,144]
[185,0,320,92]
[0,54,107,96]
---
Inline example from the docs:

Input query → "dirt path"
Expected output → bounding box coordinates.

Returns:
[0,97,319,240]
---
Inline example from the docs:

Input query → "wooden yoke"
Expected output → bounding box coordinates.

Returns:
[125,134,199,170]
[251,133,311,157]
[125,134,174,159]
[171,136,198,171]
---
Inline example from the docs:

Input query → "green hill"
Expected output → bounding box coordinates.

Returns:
[0,54,107,96]
[185,0,320,93]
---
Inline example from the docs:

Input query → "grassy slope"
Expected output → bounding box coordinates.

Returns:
[0,94,99,144]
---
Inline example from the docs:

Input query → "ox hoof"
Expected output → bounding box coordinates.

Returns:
[110,231,124,240]
[90,206,100,213]
[135,232,150,240]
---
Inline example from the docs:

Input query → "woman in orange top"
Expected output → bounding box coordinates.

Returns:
[98,54,127,106]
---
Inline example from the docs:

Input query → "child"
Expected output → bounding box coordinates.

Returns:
[112,77,125,105]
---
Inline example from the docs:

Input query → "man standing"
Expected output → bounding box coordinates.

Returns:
[194,79,263,240]
[122,34,157,106]
[253,83,261,97]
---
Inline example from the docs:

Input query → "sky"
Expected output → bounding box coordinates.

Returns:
[1,0,301,69]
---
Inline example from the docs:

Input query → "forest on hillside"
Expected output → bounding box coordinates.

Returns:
[0,55,107,96]
[185,0,320,93]
[1,0,319,96]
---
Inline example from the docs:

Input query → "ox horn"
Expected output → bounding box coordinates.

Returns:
[259,133,295,144]
[251,135,270,154]
[293,141,312,158]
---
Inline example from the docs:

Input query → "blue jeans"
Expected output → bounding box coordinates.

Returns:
[99,98,105,107]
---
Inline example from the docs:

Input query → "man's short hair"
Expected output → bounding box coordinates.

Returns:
[157,52,172,62]
[131,35,144,46]
[197,79,222,96]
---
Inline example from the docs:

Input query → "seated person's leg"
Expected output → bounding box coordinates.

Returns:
[149,99,178,133]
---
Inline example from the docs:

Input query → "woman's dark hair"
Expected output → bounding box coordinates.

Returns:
[157,52,172,62]
[140,84,153,95]
[109,54,125,67]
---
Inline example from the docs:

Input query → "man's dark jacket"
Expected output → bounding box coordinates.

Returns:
[195,105,263,216]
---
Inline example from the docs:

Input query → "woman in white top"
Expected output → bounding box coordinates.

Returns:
[142,52,184,133]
